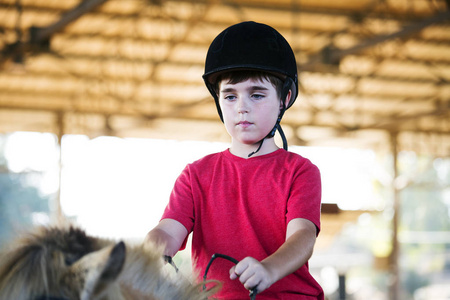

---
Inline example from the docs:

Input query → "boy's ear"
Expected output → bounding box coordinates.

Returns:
[280,90,292,110]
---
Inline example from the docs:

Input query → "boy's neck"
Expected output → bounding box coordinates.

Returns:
[229,138,279,159]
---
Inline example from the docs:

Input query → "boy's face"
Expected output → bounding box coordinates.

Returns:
[218,77,281,147]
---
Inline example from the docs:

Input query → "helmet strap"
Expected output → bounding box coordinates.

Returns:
[248,139,265,158]
[277,123,288,151]
[247,120,287,158]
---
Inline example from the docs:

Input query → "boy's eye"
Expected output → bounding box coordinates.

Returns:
[252,93,264,100]
[224,95,236,101]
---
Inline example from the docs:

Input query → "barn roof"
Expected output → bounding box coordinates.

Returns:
[0,0,449,155]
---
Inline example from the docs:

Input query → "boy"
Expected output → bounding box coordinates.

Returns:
[146,21,323,299]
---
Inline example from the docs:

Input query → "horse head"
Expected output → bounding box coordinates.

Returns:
[0,224,219,300]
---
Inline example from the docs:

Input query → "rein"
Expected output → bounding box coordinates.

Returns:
[165,253,257,299]
[202,253,258,300]
[163,255,179,272]
[35,254,257,300]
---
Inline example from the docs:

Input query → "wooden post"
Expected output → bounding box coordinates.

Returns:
[389,131,400,300]
[54,112,64,222]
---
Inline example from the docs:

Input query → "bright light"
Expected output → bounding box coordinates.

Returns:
[4,132,59,173]
[60,135,229,240]
[3,132,381,240]
[291,146,381,210]
[4,132,60,195]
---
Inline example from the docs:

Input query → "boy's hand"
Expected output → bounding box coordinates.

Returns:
[229,257,274,294]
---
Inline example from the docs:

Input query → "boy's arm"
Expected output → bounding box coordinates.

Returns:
[230,217,317,293]
[145,218,188,257]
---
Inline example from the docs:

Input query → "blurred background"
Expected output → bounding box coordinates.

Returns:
[0,0,449,299]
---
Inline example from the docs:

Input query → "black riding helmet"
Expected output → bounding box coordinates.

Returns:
[202,21,298,156]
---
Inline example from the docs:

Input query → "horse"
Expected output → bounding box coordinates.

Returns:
[0,223,219,300]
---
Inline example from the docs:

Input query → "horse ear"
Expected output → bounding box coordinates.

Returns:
[64,242,126,300]
[100,241,126,281]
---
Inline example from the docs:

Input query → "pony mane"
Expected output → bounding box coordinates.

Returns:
[0,223,220,300]
[0,225,97,299]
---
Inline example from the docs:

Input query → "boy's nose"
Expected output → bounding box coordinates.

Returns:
[237,98,249,114]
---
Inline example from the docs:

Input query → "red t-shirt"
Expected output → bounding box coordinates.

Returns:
[162,149,323,299]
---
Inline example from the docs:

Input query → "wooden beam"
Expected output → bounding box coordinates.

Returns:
[29,0,109,44]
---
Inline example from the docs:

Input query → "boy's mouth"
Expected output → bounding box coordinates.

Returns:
[237,121,253,128]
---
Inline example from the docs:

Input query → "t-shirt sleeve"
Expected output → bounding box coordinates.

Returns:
[286,159,322,235]
[161,165,195,249]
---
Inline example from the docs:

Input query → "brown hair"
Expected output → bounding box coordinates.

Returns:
[212,70,284,99]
